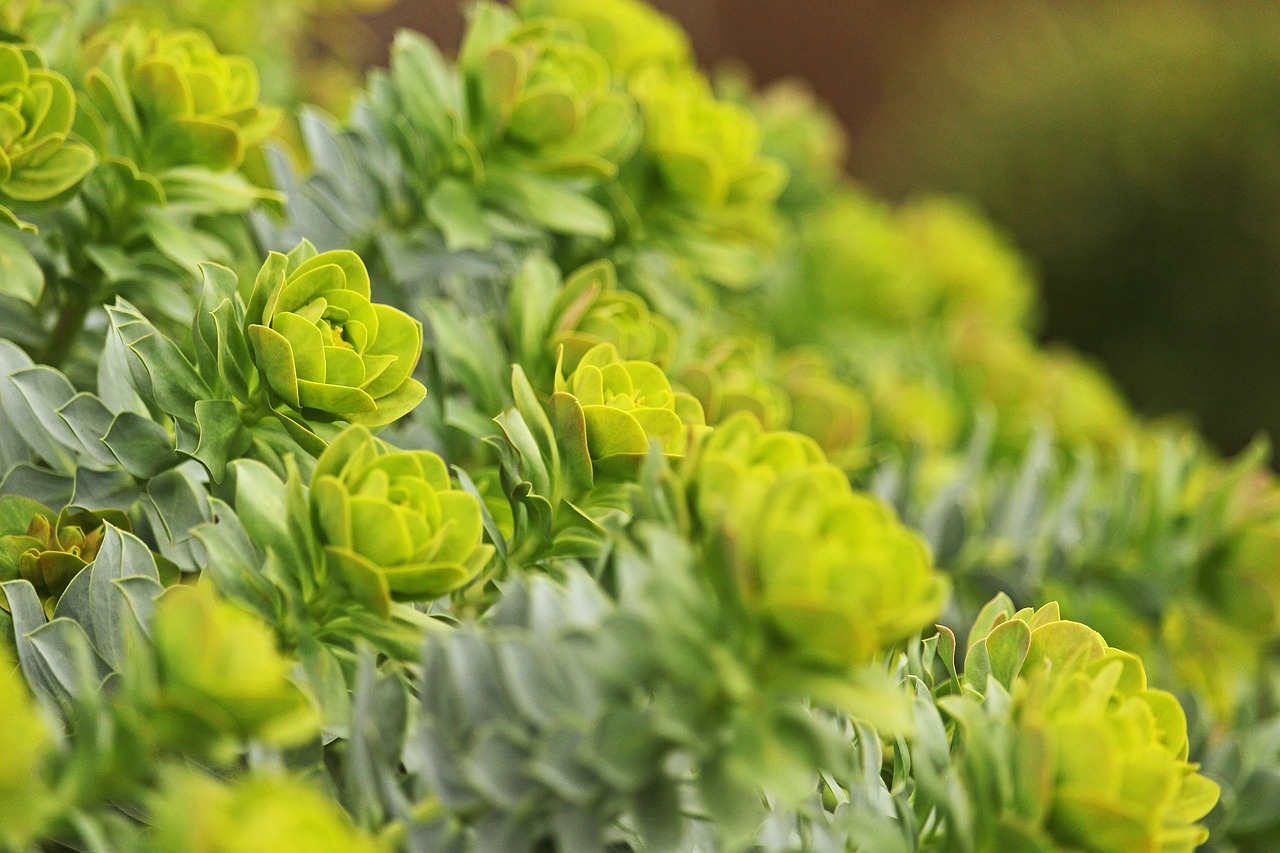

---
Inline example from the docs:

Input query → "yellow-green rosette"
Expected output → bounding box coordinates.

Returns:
[551,342,706,487]
[81,26,279,177]
[0,43,95,229]
[0,496,130,618]
[700,439,948,669]
[244,246,426,434]
[775,352,870,470]
[688,410,825,534]
[544,259,676,373]
[633,64,786,209]
[310,426,494,616]
[958,598,1221,853]
[146,771,386,853]
[516,0,691,79]
[681,336,791,430]
[627,64,787,287]
[747,467,949,667]
[151,585,318,759]
[461,3,640,180]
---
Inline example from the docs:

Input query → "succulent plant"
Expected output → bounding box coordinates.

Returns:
[688,410,826,532]
[310,425,493,614]
[680,335,791,429]
[459,3,639,180]
[950,595,1221,853]
[80,26,279,178]
[244,244,426,430]
[150,584,318,758]
[517,0,691,79]
[0,42,95,229]
[550,342,706,485]
[717,460,950,668]
[626,64,788,288]
[545,260,676,372]
[775,351,869,470]
[0,496,130,618]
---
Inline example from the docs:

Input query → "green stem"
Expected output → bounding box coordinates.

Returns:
[42,295,92,369]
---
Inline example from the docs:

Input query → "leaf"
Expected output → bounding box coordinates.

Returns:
[105,299,210,421]
[1,363,81,471]
[427,177,491,251]
[985,617,1031,689]
[482,168,613,239]
[102,411,181,478]
[189,399,250,482]
[2,580,107,710]
[229,459,302,567]
[0,227,42,303]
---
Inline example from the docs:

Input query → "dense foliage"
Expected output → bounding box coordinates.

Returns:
[0,1,1275,851]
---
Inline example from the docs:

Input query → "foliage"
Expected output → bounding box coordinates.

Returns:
[0,1,1273,851]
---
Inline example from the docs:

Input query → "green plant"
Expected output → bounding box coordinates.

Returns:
[0,2,1269,851]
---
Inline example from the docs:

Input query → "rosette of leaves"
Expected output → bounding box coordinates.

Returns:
[516,0,691,80]
[550,342,705,487]
[507,256,676,386]
[898,197,1036,335]
[0,495,129,618]
[546,264,675,373]
[623,63,788,289]
[148,584,319,760]
[867,368,962,453]
[99,242,428,475]
[937,594,1220,852]
[687,410,826,533]
[720,74,848,218]
[79,26,279,186]
[243,244,426,433]
[144,770,386,853]
[366,4,633,252]
[948,322,1130,456]
[458,4,640,180]
[0,42,95,230]
[310,425,494,613]
[775,351,870,471]
[680,335,790,429]
[702,448,949,672]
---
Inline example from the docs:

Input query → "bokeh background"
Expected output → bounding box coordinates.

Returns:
[309,0,1280,456]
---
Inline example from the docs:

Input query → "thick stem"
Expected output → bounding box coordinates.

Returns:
[42,295,92,369]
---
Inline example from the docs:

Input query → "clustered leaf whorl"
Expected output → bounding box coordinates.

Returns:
[80,26,278,177]
[0,42,94,228]
[946,596,1221,853]
[244,244,426,430]
[310,425,492,615]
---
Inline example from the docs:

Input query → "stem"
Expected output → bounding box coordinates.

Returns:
[42,295,92,369]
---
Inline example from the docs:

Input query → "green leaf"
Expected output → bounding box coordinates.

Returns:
[427,177,491,251]
[483,167,613,239]
[0,227,42,303]
[189,399,250,482]
[985,617,1031,690]
[1,141,95,202]
[102,411,181,478]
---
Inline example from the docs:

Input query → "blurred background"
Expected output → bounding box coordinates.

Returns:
[290,0,1280,456]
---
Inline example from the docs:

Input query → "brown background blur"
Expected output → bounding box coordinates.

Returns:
[359,0,1280,458]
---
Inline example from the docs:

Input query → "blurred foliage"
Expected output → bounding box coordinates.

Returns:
[856,0,1280,456]
[0,0,1276,851]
